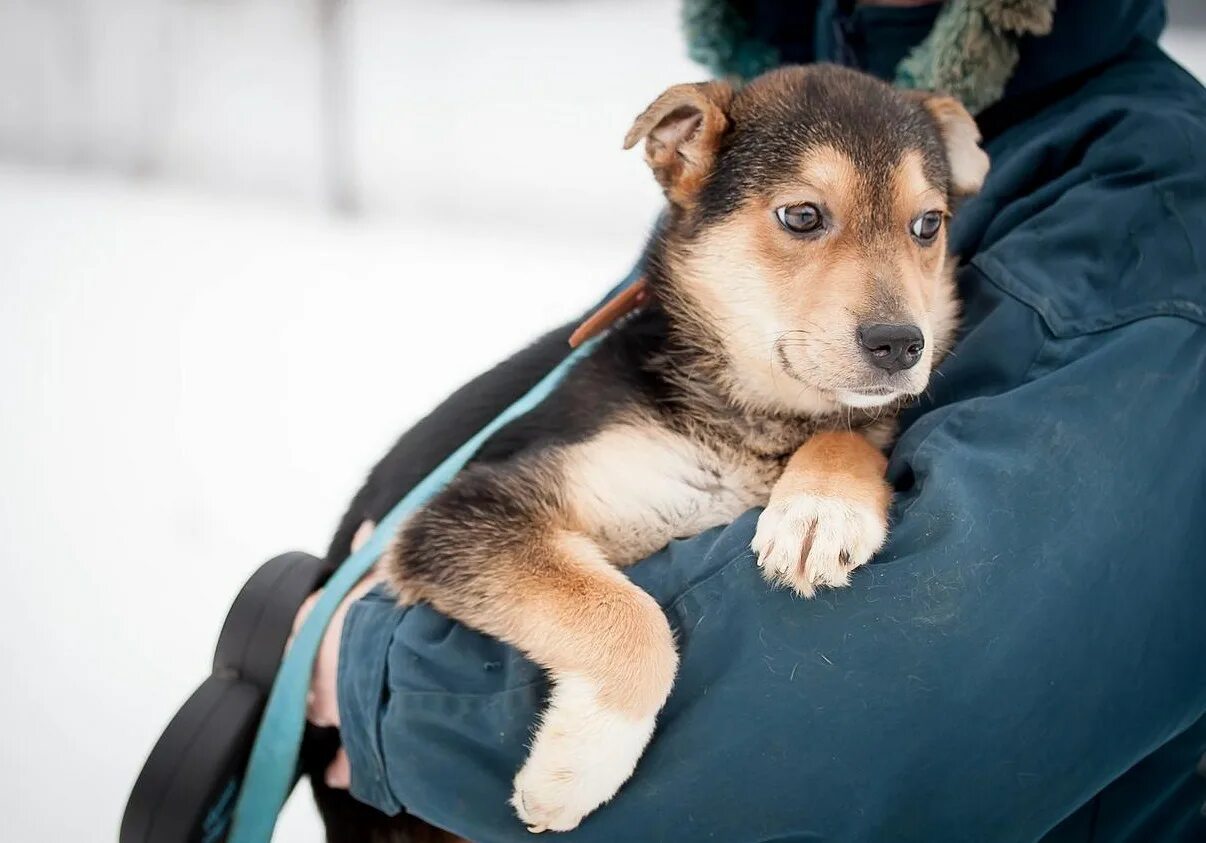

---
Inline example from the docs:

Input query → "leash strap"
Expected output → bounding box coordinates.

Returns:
[225,279,634,841]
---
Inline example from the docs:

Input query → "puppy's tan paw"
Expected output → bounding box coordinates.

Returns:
[751,492,886,597]
[511,676,655,832]
[512,762,596,835]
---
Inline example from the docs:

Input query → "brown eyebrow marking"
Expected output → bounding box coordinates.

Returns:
[798,145,859,186]
[896,150,946,215]
[782,144,861,215]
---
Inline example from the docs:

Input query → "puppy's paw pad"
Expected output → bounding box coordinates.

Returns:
[511,705,654,832]
[511,761,594,833]
[752,493,886,597]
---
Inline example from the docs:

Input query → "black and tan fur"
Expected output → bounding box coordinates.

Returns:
[378,65,988,834]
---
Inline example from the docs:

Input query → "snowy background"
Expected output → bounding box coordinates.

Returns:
[1,2,1203,840]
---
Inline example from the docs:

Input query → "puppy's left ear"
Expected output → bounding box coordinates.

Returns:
[623,80,733,207]
[910,93,990,196]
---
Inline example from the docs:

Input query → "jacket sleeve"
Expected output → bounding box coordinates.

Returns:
[336,295,1206,842]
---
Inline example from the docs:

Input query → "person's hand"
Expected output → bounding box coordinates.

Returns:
[291,520,382,789]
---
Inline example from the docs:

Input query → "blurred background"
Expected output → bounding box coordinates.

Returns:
[0,1,1203,840]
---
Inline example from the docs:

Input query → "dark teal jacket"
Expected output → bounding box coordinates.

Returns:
[335,2,1206,840]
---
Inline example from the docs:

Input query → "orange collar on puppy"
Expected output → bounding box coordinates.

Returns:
[568,277,651,348]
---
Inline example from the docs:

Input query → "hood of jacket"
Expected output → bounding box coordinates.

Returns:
[683,0,1166,113]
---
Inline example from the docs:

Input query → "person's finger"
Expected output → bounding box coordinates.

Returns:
[288,590,322,652]
[299,530,386,728]
[307,642,341,727]
[351,520,376,552]
[324,747,352,790]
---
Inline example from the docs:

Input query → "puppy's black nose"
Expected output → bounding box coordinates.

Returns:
[858,323,925,372]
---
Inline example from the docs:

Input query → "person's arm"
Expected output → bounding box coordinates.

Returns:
[335,299,1206,842]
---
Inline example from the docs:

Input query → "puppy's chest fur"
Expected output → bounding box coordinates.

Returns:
[470,312,837,566]
[559,417,796,564]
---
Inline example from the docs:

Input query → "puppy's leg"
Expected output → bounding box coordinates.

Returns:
[507,533,676,833]
[752,430,890,597]
[389,496,676,833]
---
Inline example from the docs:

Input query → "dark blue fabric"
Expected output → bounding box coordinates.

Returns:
[814,0,942,81]
[336,12,1206,843]
[733,0,1166,102]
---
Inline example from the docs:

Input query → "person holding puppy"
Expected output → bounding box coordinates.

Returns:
[137,1,1206,841]
[297,1,1206,840]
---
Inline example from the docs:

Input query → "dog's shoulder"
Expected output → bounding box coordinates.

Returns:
[471,309,672,465]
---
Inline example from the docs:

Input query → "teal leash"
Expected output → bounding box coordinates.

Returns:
[225,294,620,841]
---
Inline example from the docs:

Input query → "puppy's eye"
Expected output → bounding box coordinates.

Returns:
[776,203,825,235]
[911,210,944,244]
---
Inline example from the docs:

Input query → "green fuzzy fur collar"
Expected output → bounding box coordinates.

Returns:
[683,0,1056,114]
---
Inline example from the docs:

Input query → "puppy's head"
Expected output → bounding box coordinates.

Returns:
[626,65,988,415]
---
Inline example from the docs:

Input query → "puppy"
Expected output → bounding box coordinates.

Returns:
[382,64,988,833]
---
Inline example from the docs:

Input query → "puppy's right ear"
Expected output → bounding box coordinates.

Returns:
[906,92,990,197]
[623,81,733,206]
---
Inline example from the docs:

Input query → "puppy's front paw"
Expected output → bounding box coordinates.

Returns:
[512,750,607,834]
[511,687,655,833]
[752,492,886,597]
